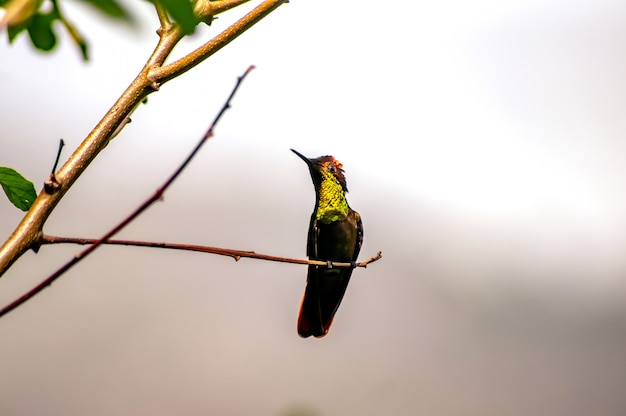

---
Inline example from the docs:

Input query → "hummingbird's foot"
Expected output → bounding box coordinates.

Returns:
[327,260,333,269]
[351,261,357,268]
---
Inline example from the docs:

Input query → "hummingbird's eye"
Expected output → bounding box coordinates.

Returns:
[328,164,336,173]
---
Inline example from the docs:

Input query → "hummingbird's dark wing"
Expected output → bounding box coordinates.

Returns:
[297,209,363,338]
[354,210,363,257]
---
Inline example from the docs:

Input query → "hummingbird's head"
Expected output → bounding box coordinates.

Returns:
[290,149,348,193]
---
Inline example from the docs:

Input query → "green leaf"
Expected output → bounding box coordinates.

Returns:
[2,0,42,43]
[0,167,37,211]
[27,12,57,51]
[157,0,198,35]
[59,17,89,61]
[80,0,130,20]
[7,22,28,43]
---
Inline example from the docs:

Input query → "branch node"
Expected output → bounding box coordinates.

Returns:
[44,174,62,195]
[30,231,44,254]
[194,0,251,26]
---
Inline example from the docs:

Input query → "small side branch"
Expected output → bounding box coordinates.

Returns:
[41,235,383,268]
[154,1,172,30]
[150,0,287,84]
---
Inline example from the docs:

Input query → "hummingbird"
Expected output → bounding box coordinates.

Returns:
[291,149,363,338]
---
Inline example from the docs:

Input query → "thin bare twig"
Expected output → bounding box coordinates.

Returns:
[0,66,255,319]
[41,235,383,268]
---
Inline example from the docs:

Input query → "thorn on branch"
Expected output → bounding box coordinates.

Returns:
[109,116,133,142]
[44,139,65,194]
[50,138,65,174]
[30,231,44,254]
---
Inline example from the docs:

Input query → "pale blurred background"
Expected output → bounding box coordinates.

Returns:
[1,0,626,415]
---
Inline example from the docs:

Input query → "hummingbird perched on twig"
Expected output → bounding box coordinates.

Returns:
[291,149,363,338]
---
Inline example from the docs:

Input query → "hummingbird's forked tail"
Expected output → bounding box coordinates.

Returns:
[297,270,351,338]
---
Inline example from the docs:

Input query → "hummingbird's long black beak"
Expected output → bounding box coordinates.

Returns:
[290,149,314,167]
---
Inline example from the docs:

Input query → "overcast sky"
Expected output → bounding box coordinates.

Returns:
[2,1,626,415]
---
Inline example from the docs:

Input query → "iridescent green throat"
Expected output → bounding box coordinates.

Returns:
[316,169,349,224]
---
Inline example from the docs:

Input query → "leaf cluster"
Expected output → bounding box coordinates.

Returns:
[1,0,199,60]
